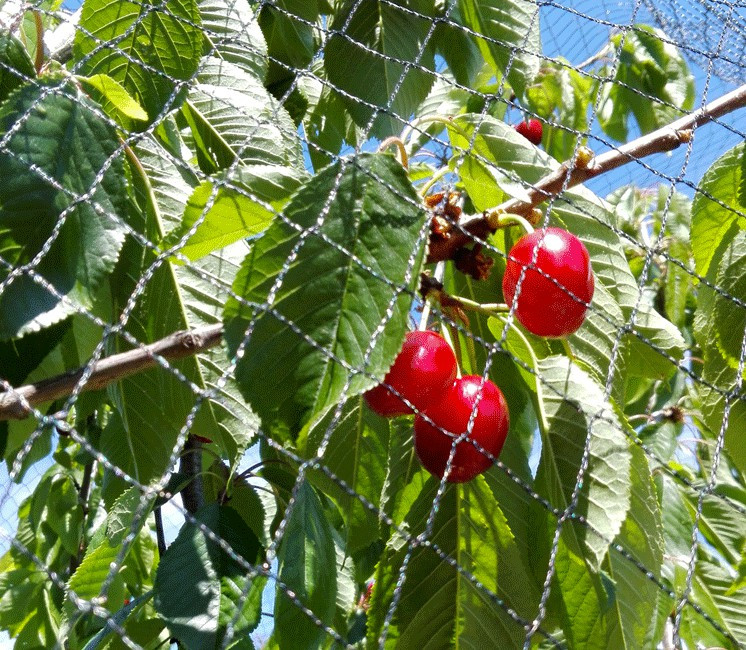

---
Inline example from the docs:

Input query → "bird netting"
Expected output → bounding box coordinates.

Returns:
[0,0,745,648]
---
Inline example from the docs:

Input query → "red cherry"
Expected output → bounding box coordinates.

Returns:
[502,228,595,338]
[414,376,509,483]
[364,330,457,417]
[515,119,543,145]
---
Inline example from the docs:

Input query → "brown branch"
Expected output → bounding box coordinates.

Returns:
[0,324,223,421]
[428,82,746,263]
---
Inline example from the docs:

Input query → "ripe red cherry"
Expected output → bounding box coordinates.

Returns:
[414,376,509,483]
[515,118,543,145]
[502,227,595,338]
[364,330,457,417]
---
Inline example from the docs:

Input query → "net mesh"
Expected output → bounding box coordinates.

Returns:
[0,0,745,648]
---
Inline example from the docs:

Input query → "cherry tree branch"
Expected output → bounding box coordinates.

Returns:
[427,82,746,262]
[0,324,223,420]
[1,85,745,422]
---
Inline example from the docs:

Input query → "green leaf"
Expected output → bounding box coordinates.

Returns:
[691,141,746,277]
[533,356,632,568]
[301,395,391,554]
[274,482,337,650]
[74,0,203,118]
[324,0,437,139]
[526,59,594,162]
[607,445,665,649]
[134,131,200,233]
[199,0,267,81]
[598,26,694,141]
[674,560,746,648]
[171,164,308,261]
[299,60,361,171]
[4,315,101,479]
[404,72,471,158]
[0,79,129,338]
[65,487,152,626]
[369,477,535,647]
[224,153,427,439]
[81,591,155,650]
[154,503,264,648]
[78,74,149,122]
[0,30,35,104]
[456,0,541,97]
[431,2,482,88]
[259,0,319,91]
[694,232,746,476]
[101,150,256,499]
[183,57,303,172]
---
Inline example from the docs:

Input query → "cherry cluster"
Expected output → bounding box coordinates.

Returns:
[365,228,594,483]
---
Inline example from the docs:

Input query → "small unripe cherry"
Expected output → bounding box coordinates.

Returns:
[364,330,457,417]
[502,227,595,338]
[515,119,543,145]
[414,376,509,483]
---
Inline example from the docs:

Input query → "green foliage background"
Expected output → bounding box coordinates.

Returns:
[0,0,744,648]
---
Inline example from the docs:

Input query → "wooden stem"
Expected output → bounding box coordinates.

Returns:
[0,324,223,421]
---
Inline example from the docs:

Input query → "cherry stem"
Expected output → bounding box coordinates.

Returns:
[378,136,409,169]
[448,294,510,318]
[400,115,471,146]
[419,165,451,197]
[441,323,463,379]
[486,210,535,235]
[560,338,575,361]
[419,261,445,331]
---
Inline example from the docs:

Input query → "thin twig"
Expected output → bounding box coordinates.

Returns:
[154,507,167,557]
[0,324,223,420]
[69,459,94,575]
[428,82,746,262]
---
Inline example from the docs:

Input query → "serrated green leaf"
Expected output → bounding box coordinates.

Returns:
[607,444,665,649]
[431,3,482,88]
[301,395,391,555]
[154,503,263,648]
[324,0,437,139]
[369,477,535,648]
[171,164,307,261]
[299,60,361,172]
[66,487,152,613]
[0,30,35,103]
[259,0,318,90]
[598,26,694,141]
[183,57,303,173]
[224,153,427,439]
[101,153,256,499]
[74,0,203,118]
[457,0,541,98]
[78,74,149,122]
[693,231,746,477]
[275,482,337,650]
[133,132,200,234]
[0,79,129,338]
[534,356,631,568]
[691,141,746,277]
[199,0,267,81]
